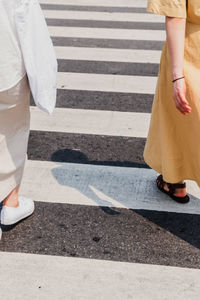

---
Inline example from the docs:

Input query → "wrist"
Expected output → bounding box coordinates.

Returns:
[172,75,185,83]
[172,70,184,80]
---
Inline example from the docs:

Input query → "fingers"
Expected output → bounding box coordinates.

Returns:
[174,92,192,115]
[175,98,187,114]
[179,92,192,113]
[173,79,191,115]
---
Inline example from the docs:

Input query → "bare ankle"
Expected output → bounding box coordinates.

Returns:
[3,197,19,207]
[3,185,20,207]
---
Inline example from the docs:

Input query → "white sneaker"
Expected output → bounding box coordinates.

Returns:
[0,228,2,239]
[1,196,35,225]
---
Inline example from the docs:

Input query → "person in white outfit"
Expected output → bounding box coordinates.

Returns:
[0,1,35,233]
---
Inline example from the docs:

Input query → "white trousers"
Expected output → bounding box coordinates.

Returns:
[0,74,30,201]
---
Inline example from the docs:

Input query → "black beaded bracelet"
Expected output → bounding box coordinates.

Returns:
[172,76,185,83]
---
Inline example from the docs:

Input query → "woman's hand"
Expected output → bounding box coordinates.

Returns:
[173,78,192,115]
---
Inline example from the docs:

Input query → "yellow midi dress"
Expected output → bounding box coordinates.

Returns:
[143,0,200,187]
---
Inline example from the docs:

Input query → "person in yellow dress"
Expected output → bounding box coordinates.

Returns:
[143,0,200,204]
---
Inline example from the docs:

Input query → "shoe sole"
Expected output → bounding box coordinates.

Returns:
[1,207,35,226]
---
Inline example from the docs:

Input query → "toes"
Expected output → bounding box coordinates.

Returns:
[163,183,169,192]
[156,179,169,191]
[156,179,161,187]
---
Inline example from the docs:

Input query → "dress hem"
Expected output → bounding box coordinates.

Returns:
[144,156,200,188]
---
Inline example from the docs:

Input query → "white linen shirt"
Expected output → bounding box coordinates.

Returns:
[0,0,26,92]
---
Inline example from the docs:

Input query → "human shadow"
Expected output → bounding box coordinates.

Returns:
[51,149,124,215]
[49,145,147,169]
[132,208,200,249]
[51,148,200,250]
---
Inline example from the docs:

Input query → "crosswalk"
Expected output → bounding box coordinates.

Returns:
[1,0,200,299]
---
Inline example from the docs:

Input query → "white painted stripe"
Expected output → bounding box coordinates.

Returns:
[40,0,148,8]
[57,72,157,94]
[43,10,165,23]
[55,46,162,64]
[21,160,200,215]
[1,251,200,299]
[49,26,166,41]
[30,107,150,137]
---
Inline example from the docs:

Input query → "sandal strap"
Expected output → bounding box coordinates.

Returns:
[167,182,186,194]
[157,174,165,189]
[157,174,186,193]
[170,182,186,189]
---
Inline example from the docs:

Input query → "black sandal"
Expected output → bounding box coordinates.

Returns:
[156,174,190,204]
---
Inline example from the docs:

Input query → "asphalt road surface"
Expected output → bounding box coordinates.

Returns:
[1,0,200,299]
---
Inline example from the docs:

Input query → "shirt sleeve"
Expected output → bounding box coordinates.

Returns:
[147,0,187,18]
